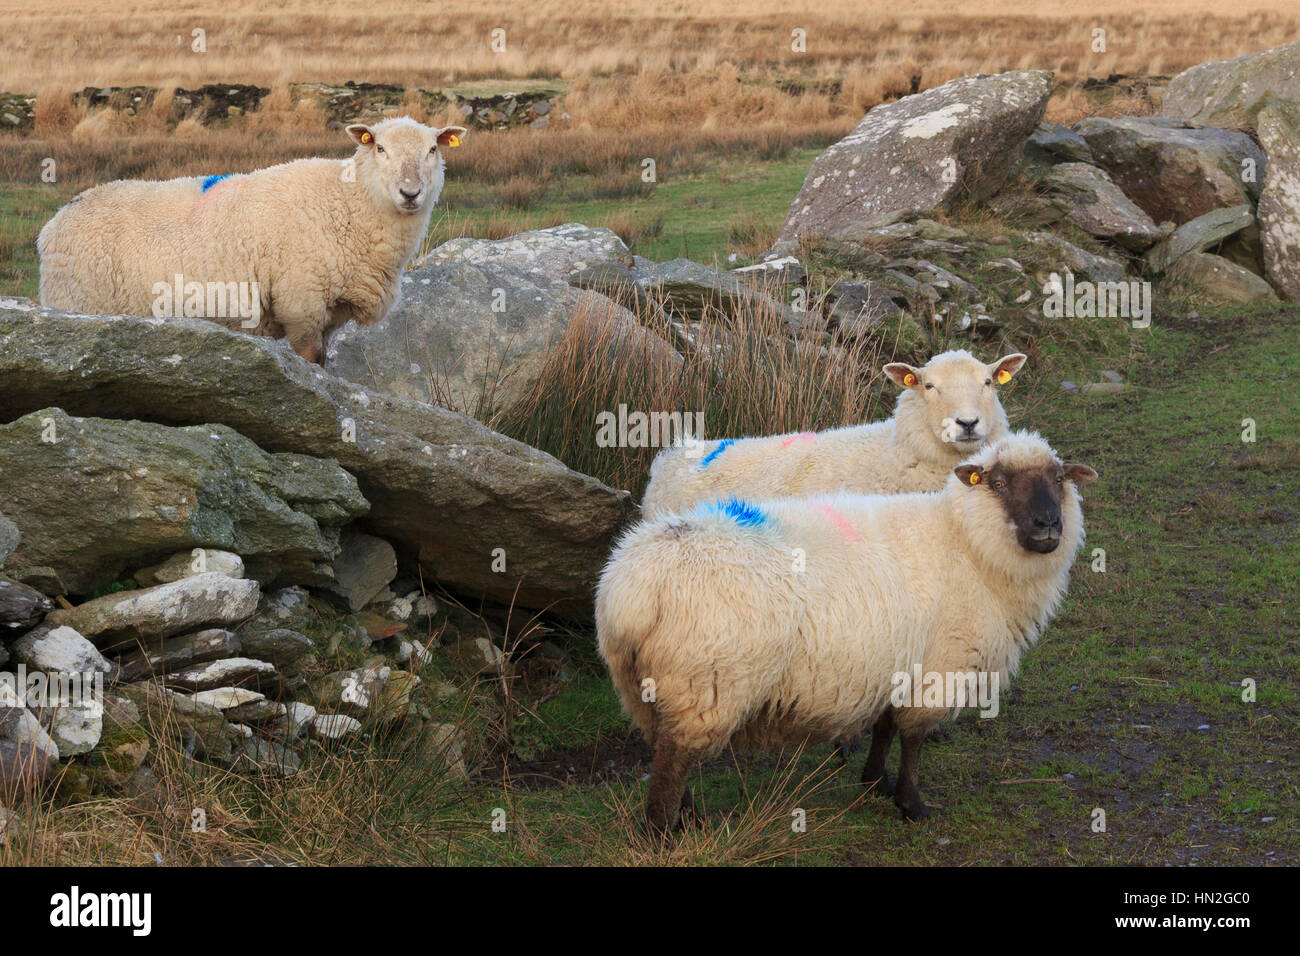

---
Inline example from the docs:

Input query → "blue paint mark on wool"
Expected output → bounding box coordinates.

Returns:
[201,174,232,192]
[711,497,766,527]
[700,439,734,468]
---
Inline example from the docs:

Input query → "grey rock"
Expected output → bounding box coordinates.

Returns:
[828,280,904,335]
[117,681,231,761]
[412,223,634,282]
[235,737,301,776]
[1160,39,1300,128]
[0,408,366,595]
[45,573,260,653]
[1075,116,1267,224]
[10,624,112,675]
[134,550,245,586]
[165,657,279,693]
[1042,163,1165,251]
[1257,95,1300,301]
[1079,381,1125,395]
[311,713,363,740]
[1144,204,1257,274]
[239,628,312,667]
[0,516,18,570]
[1026,121,1094,164]
[777,70,1052,245]
[116,628,241,683]
[0,304,633,615]
[0,679,61,761]
[0,739,56,793]
[0,575,52,629]
[326,530,397,612]
[1162,253,1280,306]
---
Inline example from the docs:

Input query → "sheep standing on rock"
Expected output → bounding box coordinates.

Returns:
[37,116,466,363]
[641,349,1028,518]
[597,430,1096,832]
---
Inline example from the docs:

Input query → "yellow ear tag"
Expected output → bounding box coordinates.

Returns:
[903,373,916,387]
[360,131,372,145]
[448,134,462,148]
[996,369,1012,385]
[969,472,981,485]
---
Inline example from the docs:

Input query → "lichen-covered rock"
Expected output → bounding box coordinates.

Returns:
[413,223,635,281]
[776,70,1052,245]
[0,516,19,570]
[325,530,397,612]
[1144,204,1258,275]
[1160,39,1300,128]
[238,628,313,667]
[165,657,279,693]
[1257,95,1300,301]
[311,713,363,739]
[0,575,52,630]
[0,408,366,594]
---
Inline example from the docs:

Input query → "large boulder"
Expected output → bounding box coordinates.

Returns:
[775,70,1052,246]
[1160,39,1300,128]
[0,302,633,614]
[1041,163,1166,251]
[1257,96,1300,301]
[1074,117,1266,225]
[325,263,680,417]
[0,407,367,594]
[412,223,635,282]
[0,516,18,570]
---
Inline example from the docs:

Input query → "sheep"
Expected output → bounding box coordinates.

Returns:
[596,430,1096,832]
[37,116,467,363]
[640,349,1027,518]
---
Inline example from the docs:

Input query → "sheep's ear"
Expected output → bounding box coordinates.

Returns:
[954,465,985,487]
[437,126,468,149]
[989,352,1027,385]
[346,124,375,148]
[1063,463,1097,484]
[883,362,922,390]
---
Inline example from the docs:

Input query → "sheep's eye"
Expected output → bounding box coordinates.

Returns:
[984,379,992,386]
[1056,475,1064,484]
[993,480,1006,490]
[925,383,934,391]
[376,145,385,154]
[430,146,437,154]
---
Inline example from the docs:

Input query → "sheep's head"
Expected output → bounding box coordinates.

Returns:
[952,430,1096,563]
[346,117,468,215]
[884,350,1026,459]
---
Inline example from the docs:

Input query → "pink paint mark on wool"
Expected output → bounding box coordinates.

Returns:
[813,502,860,543]
[781,432,818,448]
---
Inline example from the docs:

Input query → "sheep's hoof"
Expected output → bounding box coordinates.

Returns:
[863,773,895,798]
[679,786,701,825]
[897,800,932,822]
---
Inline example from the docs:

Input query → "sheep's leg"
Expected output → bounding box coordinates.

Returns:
[832,731,862,767]
[894,726,931,821]
[645,734,693,836]
[860,708,897,797]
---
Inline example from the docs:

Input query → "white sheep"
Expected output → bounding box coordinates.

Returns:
[37,116,467,363]
[640,349,1027,518]
[597,430,1096,831]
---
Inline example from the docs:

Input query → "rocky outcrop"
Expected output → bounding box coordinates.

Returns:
[775,70,1052,246]
[412,224,635,282]
[1041,162,1166,251]
[0,302,633,614]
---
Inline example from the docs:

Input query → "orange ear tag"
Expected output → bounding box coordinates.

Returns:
[969,472,981,485]
[448,134,462,147]
[996,369,1012,384]
[903,373,916,386]
[360,131,372,145]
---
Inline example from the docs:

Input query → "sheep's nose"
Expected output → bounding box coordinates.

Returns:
[1032,512,1062,531]
[956,417,980,432]
[399,187,421,200]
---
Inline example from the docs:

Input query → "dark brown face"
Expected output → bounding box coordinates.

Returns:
[954,460,1098,554]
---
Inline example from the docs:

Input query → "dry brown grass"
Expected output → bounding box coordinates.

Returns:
[0,1,1294,92]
